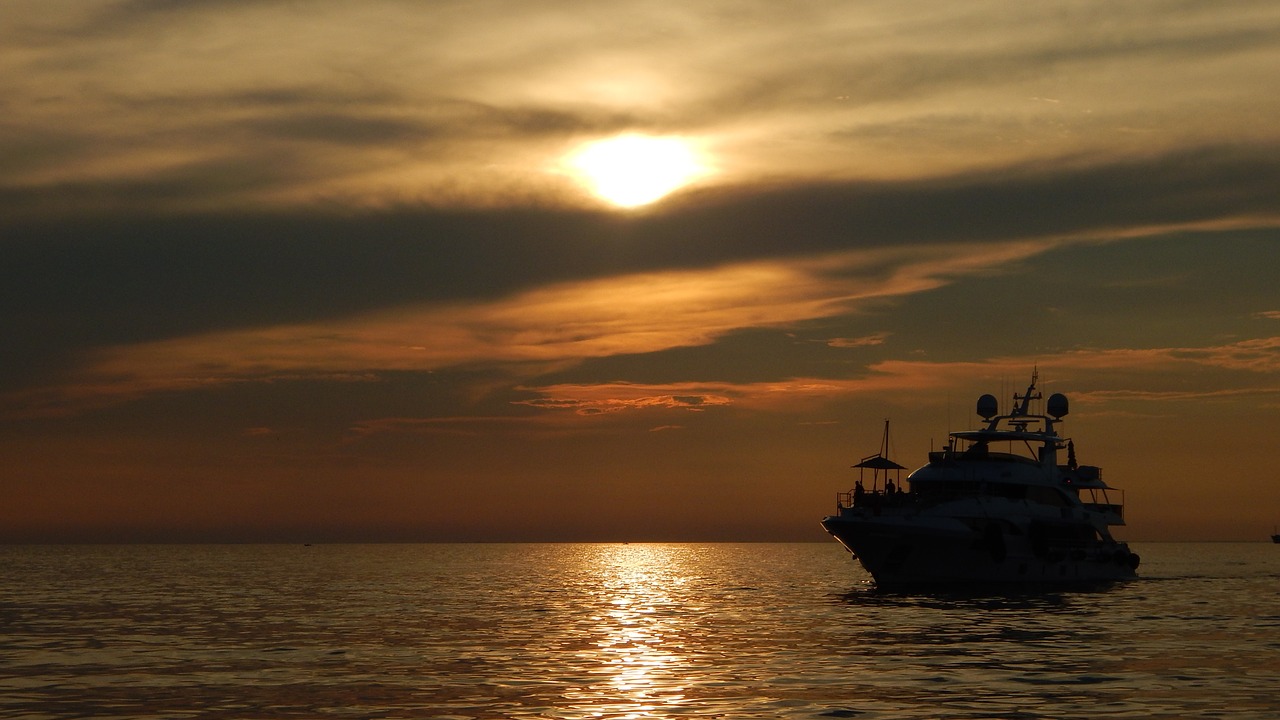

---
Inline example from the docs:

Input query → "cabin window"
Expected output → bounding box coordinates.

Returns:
[1026,486,1071,507]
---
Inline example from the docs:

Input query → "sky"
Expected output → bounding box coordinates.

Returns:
[3,0,1279,543]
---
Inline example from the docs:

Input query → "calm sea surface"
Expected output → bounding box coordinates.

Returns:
[1,542,1277,719]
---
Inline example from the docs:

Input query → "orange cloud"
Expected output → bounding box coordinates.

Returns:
[515,391,733,416]
[6,241,1048,417]
[509,376,944,417]
[827,332,890,348]
[513,383,735,416]
[11,231,1277,422]
[511,341,1280,420]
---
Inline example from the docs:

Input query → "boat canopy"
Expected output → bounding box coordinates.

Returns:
[853,455,906,470]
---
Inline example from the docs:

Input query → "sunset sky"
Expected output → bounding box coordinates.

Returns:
[3,0,1279,542]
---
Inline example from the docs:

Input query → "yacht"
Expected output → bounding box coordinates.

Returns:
[821,371,1139,588]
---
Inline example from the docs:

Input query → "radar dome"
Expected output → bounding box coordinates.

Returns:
[1047,392,1069,418]
[976,393,999,419]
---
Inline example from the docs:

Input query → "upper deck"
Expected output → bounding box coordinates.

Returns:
[834,371,1125,524]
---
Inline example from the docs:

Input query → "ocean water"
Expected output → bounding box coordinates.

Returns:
[1,543,1276,719]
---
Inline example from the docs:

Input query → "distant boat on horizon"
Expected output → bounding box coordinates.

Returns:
[822,370,1139,588]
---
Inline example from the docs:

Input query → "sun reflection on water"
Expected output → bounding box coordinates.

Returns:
[564,544,697,719]
[11,544,1272,720]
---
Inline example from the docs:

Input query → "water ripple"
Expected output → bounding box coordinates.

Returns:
[0,543,1277,719]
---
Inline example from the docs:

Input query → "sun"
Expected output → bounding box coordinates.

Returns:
[566,134,706,208]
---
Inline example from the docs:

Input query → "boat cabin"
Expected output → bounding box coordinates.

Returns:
[837,373,1126,525]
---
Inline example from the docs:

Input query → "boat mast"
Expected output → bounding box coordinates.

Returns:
[1012,367,1040,418]
[853,418,905,493]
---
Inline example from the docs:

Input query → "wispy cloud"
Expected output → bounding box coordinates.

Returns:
[4,2,1279,213]
[14,229,1280,423]
[828,332,890,348]
[514,387,733,416]
[507,340,1280,421]
[5,241,1049,417]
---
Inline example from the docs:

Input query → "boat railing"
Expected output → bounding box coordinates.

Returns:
[837,487,921,512]
[840,482,1126,519]
[1078,487,1125,520]
[837,490,853,509]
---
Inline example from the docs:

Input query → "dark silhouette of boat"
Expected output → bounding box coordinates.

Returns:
[822,371,1139,588]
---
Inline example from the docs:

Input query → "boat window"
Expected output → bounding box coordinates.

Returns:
[961,442,989,460]
[1026,485,1071,507]
[987,482,1027,500]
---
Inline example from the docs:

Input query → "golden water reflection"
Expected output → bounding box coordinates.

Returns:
[562,544,702,719]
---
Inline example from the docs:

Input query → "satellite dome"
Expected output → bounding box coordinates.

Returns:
[976,393,999,419]
[1047,392,1069,418]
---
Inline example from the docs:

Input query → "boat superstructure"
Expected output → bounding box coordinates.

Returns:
[821,371,1139,588]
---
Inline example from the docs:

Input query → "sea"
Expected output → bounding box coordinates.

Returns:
[1,542,1276,719]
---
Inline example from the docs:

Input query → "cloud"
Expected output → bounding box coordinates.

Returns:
[5,0,1279,214]
[6,142,1276,344]
[507,338,1280,420]
[513,378,889,415]
[2,143,1277,420]
[5,0,1279,543]
[828,332,890,348]
[2,241,1050,417]
[514,390,732,416]
[4,2,1279,434]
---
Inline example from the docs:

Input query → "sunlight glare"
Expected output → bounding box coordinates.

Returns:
[563,544,692,717]
[567,135,706,208]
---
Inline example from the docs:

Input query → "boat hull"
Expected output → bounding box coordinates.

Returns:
[821,514,1138,588]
